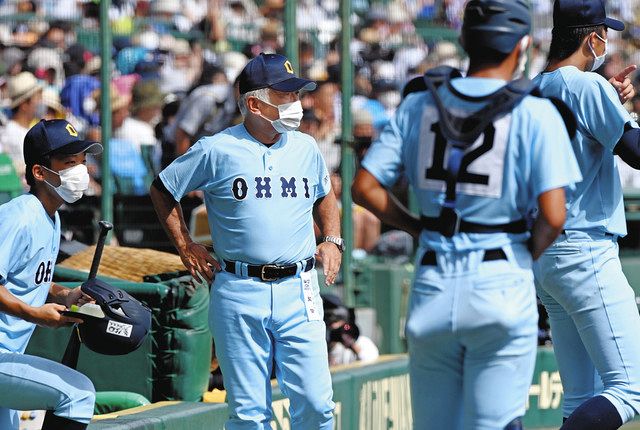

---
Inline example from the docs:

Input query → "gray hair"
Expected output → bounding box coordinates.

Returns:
[238,88,271,117]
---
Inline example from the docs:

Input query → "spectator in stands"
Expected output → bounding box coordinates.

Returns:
[311,78,340,173]
[322,294,380,366]
[325,110,381,253]
[352,109,376,167]
[159,38,202,95]
[215,0,262,46]
[170,63,235,157]
[41,87,66,121]
[98,84,152,196]
[156,94,181,170]
[0,71,43,182]
[330,169,381,253]
[60,44,100,130]
[1,47,25,77]
[299,108,321,138]
[115,79,164,177]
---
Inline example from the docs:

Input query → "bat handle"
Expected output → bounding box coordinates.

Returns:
[88,221,113,280]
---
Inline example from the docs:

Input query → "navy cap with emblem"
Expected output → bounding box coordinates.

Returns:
[238,53,317,95]
[553,0,624,31]
[23,119,103,167]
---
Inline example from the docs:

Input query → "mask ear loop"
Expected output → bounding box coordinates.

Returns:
[588,32,607,58]
[40,165,62,188]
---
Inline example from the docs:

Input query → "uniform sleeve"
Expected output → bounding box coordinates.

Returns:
[0,210,28,285]
[575,75,635,152]
[529,99,583,197]
[361,97,412,187]
[158,138,215,201]
[176,92,211,137]
[313,141,331,200]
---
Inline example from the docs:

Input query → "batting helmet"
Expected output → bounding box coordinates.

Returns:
[75,279,152,355]
[460,0,531,55]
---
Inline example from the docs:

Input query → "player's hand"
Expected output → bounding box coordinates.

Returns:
[315,242,342,286]
[180,241,220,285]
[64,286,95,309]
[609,65,637,105]
[31,303,83,328]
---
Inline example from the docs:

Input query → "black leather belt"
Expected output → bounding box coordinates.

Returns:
[421,216,528,235]
[421,248,507,266]
[561,230,614,238]
[224,257,315,282]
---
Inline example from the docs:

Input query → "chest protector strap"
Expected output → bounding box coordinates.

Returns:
[421,67,536,237]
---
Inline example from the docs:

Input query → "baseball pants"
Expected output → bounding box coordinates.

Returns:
[406,243,538,430]
[209,267,334,430]
[534,230,640,423]
[0,352,95,429]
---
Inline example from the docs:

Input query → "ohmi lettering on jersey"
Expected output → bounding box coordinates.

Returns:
[35,260,53,284]
[232,177,311,200]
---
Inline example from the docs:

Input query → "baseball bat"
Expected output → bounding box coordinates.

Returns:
[88,221,113,280]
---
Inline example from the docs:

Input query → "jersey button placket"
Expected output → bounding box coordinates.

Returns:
[265,150,274,173]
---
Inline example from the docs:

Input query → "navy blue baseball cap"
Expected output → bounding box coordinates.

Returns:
[24,119,102,166]
[238,53,316,95]
[553,0,624,31]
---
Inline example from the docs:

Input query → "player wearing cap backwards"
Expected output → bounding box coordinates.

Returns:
[352,1,582,429]
[151,53,341,429]
[533,1,640,429]
[0,119,102,430]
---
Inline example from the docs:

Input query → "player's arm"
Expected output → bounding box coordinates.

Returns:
[313,189,341,286]
[0,283,81,327]
[580,75,639,167]
[150,177,219,283]
[614,123,640,169]
[352,169,422,238]
[529,188,566,260]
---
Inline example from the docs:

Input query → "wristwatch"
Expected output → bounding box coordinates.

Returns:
[322,236,345,252]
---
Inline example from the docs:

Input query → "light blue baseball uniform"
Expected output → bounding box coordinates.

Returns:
[159,124,334,429]
[0,194,95,428]
[362,77,581,430]
[533,66,640,423]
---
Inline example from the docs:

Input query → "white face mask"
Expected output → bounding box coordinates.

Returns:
[588,33,607,72]
[260,99,304,133]
[43,164,90,203]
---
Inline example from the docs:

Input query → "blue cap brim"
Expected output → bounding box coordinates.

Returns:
[50,141,103,156]
[605,17,625,31]
[270,77,317,93]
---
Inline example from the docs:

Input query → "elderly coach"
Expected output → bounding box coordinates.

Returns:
[151,53,342,429]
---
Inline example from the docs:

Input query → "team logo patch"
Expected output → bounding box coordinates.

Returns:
[106,320,133,338]
[66,123,78,137]
[284,60,294,74]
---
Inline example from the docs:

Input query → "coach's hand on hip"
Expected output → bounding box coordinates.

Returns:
[316,242,342,286]
[180,242,221,285]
